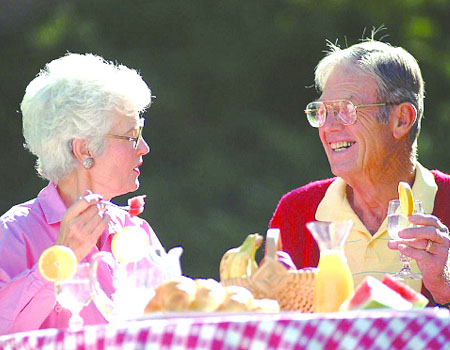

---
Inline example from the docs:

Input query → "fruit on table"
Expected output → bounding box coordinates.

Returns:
[111,226,151,263]
[128,195,147,217]
[38,245,78,282]
[398,181,414,217]
[381,274,428,308]
[340,275,429,311]
[219,233,263,281]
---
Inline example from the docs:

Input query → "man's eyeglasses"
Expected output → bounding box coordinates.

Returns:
[106,118,144,149]
[304,100,388,128]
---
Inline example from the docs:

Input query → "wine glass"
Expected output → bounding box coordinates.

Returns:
[55,263,92,331]
[387,199,423,280]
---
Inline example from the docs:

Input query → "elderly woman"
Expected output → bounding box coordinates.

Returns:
[270,39,450,306]
[0,53,163,334]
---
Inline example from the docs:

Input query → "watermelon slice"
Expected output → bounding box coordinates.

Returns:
[128,195,147,217]
[341,276,413,311]
[381,274,428,308]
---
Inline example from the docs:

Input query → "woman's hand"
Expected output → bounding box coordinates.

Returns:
[388,214,450,304]
[56,191,111,262]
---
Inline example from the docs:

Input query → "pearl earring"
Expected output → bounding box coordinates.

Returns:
[83,157,94,170]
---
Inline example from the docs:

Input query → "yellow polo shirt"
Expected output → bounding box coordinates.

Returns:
[315,163,438,291]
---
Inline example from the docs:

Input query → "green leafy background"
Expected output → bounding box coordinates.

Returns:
[0,0,448,280]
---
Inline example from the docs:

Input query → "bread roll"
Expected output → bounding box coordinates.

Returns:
[217,285,254,312]
[251,298,280,313]
[189,278,226,312]
[145,276,196,312]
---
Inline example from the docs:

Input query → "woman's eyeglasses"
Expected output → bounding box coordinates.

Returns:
[106,118,144,149]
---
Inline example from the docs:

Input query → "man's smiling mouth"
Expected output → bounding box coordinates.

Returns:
[330,141,356,152]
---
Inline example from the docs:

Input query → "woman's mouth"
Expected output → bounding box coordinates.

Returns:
[330,141,356,152]
[133,162,143,174]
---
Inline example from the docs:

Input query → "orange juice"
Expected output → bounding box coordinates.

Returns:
[314,250,354,313]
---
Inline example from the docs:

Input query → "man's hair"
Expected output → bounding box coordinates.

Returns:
[21,53,152,183]
[314,38,424,144]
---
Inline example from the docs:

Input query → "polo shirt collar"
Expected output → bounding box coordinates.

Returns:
[315,162,438,237]
[37,182,67,224]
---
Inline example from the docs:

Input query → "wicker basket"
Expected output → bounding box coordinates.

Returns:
[221,230,317,312]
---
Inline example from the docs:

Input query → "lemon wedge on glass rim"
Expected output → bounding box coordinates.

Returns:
[111,226,151,263]
[38,245,78,282]
[398,181,415,217]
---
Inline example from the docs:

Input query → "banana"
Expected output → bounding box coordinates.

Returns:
[219,233,263,281]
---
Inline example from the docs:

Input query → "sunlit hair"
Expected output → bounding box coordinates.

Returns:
[21,53,152,183]
[314,39,424,146]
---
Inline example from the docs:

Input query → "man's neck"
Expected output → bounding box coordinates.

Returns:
[345,163,416,234]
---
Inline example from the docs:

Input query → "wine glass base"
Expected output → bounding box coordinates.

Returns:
[390,270,422,281]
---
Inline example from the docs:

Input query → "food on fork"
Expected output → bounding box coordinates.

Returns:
[128,195,147,217]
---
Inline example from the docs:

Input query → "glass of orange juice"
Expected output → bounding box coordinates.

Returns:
[306,220,354,313]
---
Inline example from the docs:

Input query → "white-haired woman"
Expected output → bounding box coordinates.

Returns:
[0,53,163,334]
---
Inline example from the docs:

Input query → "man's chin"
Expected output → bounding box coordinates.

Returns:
[329,164,355,181]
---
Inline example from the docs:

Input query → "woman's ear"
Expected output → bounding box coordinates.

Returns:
[391,102,417,140]
[71,138,92,164]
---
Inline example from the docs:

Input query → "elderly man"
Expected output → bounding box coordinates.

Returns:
[269,39,450,306]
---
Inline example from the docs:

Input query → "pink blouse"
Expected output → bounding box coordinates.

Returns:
[0,183,163,335]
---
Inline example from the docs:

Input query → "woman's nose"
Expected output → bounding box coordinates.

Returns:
[138,137,150,155]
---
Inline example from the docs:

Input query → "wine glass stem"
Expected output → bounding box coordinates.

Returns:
[68,311,84,332]
[399,253,412,270]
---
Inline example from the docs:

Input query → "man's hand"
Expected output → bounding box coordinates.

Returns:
[388,213,450,304]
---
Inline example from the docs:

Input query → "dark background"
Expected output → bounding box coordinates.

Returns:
[1,0,449,280]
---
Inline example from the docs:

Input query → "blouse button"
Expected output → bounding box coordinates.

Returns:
[54,303,63,313]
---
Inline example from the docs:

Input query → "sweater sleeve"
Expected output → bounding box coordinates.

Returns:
[269,178,334,269]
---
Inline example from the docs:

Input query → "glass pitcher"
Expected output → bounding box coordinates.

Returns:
[306,220,354,313]
[89,246,183,322]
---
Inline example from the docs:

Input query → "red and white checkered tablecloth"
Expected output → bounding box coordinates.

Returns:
[1,309,449,350]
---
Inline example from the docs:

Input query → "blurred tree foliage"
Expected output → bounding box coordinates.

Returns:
[0,0,448,279]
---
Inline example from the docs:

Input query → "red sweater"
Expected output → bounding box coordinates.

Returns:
[269,170,450,304]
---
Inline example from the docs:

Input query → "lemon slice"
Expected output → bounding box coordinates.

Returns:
[398,181,415,217]
[111,226,151,263]
[38,245,78,282]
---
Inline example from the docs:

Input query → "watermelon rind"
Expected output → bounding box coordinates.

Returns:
[381,274,428,309]
[343,276,412,311]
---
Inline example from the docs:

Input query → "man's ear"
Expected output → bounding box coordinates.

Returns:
[391,102,417,140]
[71,138,92,164]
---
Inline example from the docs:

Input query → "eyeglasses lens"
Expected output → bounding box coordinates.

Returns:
[305,100,357,127]
[335,101,356,125]
[306,102,326,127]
